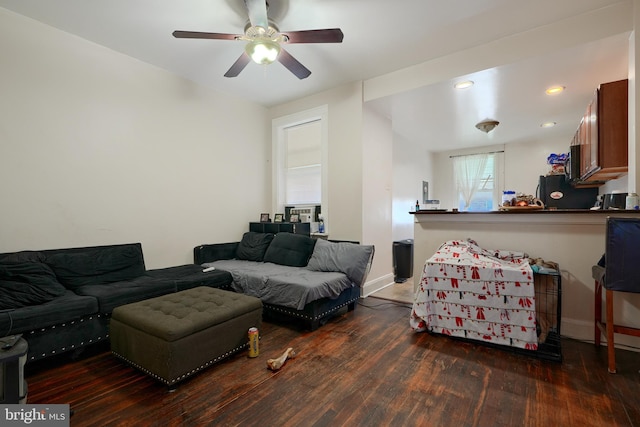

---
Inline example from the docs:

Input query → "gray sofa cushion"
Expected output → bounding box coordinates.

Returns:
[236,232,274,262]
[46,244,146,290]
[206,259,352,310]
[306,239,374,286]
[263,233,316,267]
[0,262,67,309]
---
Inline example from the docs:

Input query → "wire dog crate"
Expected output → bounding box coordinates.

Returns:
[533,269,562,362]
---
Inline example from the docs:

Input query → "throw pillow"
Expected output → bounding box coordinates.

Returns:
[236,232,274,262]
[263,233,316,267]
[46,244,145,289]
[306,239,374,286]
[0,262,67,309]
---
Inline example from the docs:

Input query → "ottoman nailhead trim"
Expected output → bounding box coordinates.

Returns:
[112,341,250,386]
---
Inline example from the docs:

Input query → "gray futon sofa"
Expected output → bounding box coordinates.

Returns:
[194,232,375,330]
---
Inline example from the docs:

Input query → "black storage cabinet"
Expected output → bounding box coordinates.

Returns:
[393,239,414,283]
[249,222,310,236]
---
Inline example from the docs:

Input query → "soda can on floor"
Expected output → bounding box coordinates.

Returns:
[248,327,259,358]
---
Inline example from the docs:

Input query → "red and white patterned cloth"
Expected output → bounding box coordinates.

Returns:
[410,239,538,350]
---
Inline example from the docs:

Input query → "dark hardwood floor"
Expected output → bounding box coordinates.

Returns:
[24,298,640,427]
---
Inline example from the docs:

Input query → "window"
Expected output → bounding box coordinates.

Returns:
[453,152,501,212]
[284,120,321,205]
[272,106,328,227]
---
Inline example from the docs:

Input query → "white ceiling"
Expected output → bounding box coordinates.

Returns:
[0,0,632,152]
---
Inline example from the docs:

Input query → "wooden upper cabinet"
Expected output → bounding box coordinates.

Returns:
[581,79,628,183]
[579,105,591,177]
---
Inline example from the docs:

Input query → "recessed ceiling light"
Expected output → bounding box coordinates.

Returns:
[545,86,565,95]
[541,121,557,128]
[454,80,474,90]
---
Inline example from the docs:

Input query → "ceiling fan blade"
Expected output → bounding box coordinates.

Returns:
[224,52,251,78]
[245,0,269,30]
[277,48,311,79]
[283,29,344,44]
[172,30,240,40]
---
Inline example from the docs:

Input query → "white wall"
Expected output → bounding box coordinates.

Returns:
[631,8,639,194]
[392,133,434,242]
[0,9,271,268]
[504,137,571,196]
[601,175,629,194]
[362,107,393,294]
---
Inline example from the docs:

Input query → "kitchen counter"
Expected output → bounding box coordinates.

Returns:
[411,209,640,225]
[412,208,640,349]
[411,208,640,214]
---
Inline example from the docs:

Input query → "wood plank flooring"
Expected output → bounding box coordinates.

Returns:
[24,298,640,427]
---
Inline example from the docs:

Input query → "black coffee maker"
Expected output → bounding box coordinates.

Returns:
[538,175,598,209]
[602,193,627,209]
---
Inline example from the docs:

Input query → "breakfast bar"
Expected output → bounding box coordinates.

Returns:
[411,209,640,348]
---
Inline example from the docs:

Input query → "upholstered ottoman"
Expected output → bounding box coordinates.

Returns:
[110,286,262,386]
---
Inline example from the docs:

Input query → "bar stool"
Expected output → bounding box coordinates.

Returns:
[593,216,640,373]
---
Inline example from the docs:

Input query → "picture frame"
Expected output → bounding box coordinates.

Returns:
[274,213,284,223]
[289,214,299,223]
[260,213,271,223]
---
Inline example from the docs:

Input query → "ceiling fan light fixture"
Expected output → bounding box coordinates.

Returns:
[475,119,500,133]
[173,0,343,78]
[245,39,280,64]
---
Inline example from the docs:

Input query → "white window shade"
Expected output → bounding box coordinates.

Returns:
[285,120,321,205]
[286,165,321,205]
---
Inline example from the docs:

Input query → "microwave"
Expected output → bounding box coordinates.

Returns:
[565,145,581,182]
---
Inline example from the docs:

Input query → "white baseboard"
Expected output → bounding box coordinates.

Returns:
[362,273,395,297]
[560,318,593,341]
[563,317,640,352]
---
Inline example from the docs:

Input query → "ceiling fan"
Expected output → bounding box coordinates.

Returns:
[172,0,344,79]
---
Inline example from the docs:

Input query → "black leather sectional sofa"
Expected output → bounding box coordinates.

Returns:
[1,233,374,363]
[0,243,232,362]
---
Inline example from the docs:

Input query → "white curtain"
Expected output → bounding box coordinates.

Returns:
[453,153,490,210]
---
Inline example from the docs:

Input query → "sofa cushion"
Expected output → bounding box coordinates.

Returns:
[0,262,67,309]
[0,290,99,335]
[306,239,374,286]
[0,251,46,264]
[236,232,274,262]
[263,233,316,267]
[45,244,146,290]
[146,264,233,291]
[207,259,352,310]
[74,265,234,316]
[73,275,175,313]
